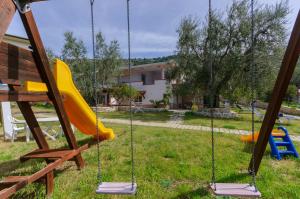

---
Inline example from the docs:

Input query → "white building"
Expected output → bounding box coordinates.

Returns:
[118,62,173,107]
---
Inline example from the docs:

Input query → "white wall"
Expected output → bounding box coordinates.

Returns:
[123,80,168,105]
[130,81,144,90]
[118,67,168,106]
[143,80,167,105]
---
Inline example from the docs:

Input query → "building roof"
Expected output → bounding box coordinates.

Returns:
[3,34,31,50]
[121,61,175,74]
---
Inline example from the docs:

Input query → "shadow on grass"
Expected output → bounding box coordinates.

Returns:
[242,143,272,157]
[0,134,28,143]
[0,159,75,199]
[174,187,210,199]
[12,191,43,199]
[217,172,250,183]
[243,143,254,153]
[0,159,22,176]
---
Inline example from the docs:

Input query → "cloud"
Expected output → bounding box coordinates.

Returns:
[6,0,300,58]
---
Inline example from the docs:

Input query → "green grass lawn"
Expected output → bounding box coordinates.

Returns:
[184,109,300,135]
[12,103,300,136]
[100,111,172,123]
[1,124,300,198]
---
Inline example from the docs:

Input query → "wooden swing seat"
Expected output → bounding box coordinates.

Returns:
[96,182,137,195]
[210,183,261,198]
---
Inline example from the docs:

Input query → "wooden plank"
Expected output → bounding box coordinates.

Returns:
[0,144,87,198]
[17,102,49,149]
[27,145,88,184]
[0,176,28,191]
[0,79,21,86]
[0,176,29,185]
[0,0,16,42]
[0,90,49,102]
[249,10,300,174]
[20,10,85,169]
[0,42,42,82]
[45,172,53,196]
[21,150,80,160]
[21,146,89,161]
[0,181,27,199]
[8,84,55,196]
[0,175,45,186]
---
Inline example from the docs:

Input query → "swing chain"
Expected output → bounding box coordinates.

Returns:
[208,0,216,190]
[250,0,257,191]
[89,0,102,184]
[127,0,136,189]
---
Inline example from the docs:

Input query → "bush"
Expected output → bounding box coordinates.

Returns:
[150,100,163,108]
[111,84,139,105]
[150,92,171,108]
[191,103,198,112]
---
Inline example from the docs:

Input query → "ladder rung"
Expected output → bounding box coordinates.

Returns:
[278,150,295,155]
[275,141,290,146]
[272,132,285,137]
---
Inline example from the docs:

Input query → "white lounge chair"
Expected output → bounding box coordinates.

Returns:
[1,102,26,142]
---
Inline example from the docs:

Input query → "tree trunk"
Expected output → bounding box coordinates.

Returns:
[203,94,220,108]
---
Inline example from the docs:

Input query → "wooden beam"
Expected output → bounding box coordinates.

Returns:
[0,42,42,82]
[0,79,21,86]
[0,180,27,199]
[0,0,16,42]
[0,90,49,102]
[20,145,89,161]
[8,81,55,197]
[20,10,85,169]
[0,144,87,198]
[17,102,50,149]
[0,176,29,189]
[45,172,53,196]
[249,10,300,174]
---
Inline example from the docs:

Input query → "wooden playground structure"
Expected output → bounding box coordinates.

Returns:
[250,10,300,174]
[0,0,88,198]
[0,0,299,198]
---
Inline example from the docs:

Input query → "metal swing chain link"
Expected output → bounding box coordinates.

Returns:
[89,0,102,184]
[250,0,257,191]
[208,0,216,190]
[127,0,136,190]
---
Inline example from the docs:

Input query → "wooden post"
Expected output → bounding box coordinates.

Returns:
[45,172,54,196]
[0,1,87,197]
[249,10,300,174]
[19,11,84,169]
[17,102,49,149]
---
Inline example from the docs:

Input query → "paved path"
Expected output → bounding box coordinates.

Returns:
[167,110,187,124]
[102,118,300,142]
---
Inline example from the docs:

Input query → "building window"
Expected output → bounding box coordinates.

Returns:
[135,95,143,103]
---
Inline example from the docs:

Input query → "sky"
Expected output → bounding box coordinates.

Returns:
[6,0,300,58]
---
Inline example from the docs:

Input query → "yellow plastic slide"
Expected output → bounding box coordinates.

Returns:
[240,129,284,143]
[25,59,115,140]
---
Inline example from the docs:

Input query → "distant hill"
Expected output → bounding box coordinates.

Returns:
[122,55,177,66]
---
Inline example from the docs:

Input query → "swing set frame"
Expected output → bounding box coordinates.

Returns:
[0,0,88,198]
[0,0,299,197]
[250,10,300,175]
